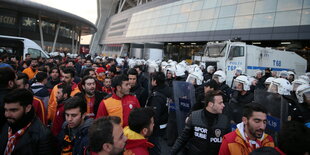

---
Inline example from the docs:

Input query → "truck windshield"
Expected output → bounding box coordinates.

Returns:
[205,43,226,57]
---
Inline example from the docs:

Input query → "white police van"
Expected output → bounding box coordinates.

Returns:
[0,35,49,60]
[194,41,307,86]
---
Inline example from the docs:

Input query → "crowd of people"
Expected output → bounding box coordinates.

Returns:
[0,52,310,155]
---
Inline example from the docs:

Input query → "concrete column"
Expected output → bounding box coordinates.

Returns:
[75,30,81,54]
[52,22,60,52]
[71,30,75,53]
[38,16,45,50]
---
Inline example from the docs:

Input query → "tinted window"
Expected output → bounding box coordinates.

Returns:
[229,46,244,58]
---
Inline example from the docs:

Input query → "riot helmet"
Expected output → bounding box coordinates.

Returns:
[268,78,292,95]
[295,84,310,104]
[212,70,226,84]
[292,79,309,92]
[232,75,250,91]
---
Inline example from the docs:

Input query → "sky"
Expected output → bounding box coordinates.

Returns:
[29,0,97,44]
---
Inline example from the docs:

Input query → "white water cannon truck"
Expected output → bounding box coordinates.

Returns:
[193,41,307,86]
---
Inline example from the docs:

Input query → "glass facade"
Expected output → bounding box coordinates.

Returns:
[126,0,309,37]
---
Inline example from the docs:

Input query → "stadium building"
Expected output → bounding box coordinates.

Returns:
[0,0,96,53]
[91,0,310,65]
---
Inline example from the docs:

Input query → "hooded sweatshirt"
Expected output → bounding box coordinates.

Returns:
[123,126,154,155]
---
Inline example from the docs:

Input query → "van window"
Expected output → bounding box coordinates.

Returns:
[28,48,41,58]
[229,46,244,58]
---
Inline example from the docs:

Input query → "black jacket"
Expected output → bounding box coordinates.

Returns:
[192,85,205,111]
[146,84,172,136]
[224,90,254,123]
[219,82,233,103]
[58,117,93,155]
[0,117,55,155]
[46,77,60,90]
[203,72,213,82]
[0,88,11,131]
[138,73,149,90]
[171,109,230,155]
[130,83,148,107]
[75,91,107,117]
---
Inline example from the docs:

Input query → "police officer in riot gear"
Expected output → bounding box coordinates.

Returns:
[146,71,172,155]
[268,78,304,122]
[212,70,233,102]
[224,75,254,124]
[171,90,230,155]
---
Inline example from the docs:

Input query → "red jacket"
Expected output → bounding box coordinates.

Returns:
[32,97,47,125]
[102,86,113,94]
[219,122,275,155]
[51,102,65,136]
[123,126,154,155]
[96,93,140,127]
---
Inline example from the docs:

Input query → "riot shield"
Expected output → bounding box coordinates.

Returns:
[172,81,196,135]
[254,89,288,141]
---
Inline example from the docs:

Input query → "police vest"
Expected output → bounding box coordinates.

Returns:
[186,109,230,155]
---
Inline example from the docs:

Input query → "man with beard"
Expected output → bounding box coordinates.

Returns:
[89,116,127,155]
[171,90,230,155]
[219,103,275,155]
[82,68,103,91]
[76,76,107,118]
[128,68,148,107]
[124,108,155,154]
[15,72,47,125]
[0,67,16,130]
[51,83,72,136]
[96,74,140,127]
[22,58,38,80]
[102,77,113,95]
[48,67,80,124]
[0,89,54,154]
[58,96,93,155]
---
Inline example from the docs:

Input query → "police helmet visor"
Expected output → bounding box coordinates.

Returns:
[212,74,221,82]
[233,81,243,91]
[292,82,302,92]
[304,91,310,103]
[268,83,278,94]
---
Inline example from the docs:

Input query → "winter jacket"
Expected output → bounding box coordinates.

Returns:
[123,126,154,155]
[31,83,50,109]
[219,82,234,102]
[51,100,66,136]
[171,109,230,155]
[96,93,140,127]
[102,86,113,94]
[146,84,172,136]
[130,83,148,107]
[0,117,55,155]
[219,122,275,155]
[138,73,149,90]
[0,88,11,130]
[48,82,80,122]
[58,117,93,155]
[75,91,107,117]
[46,77,60,91]
[203,72,213,82]
[22,67,38,80]
[224,91,254,124]
[33,97,47,125]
